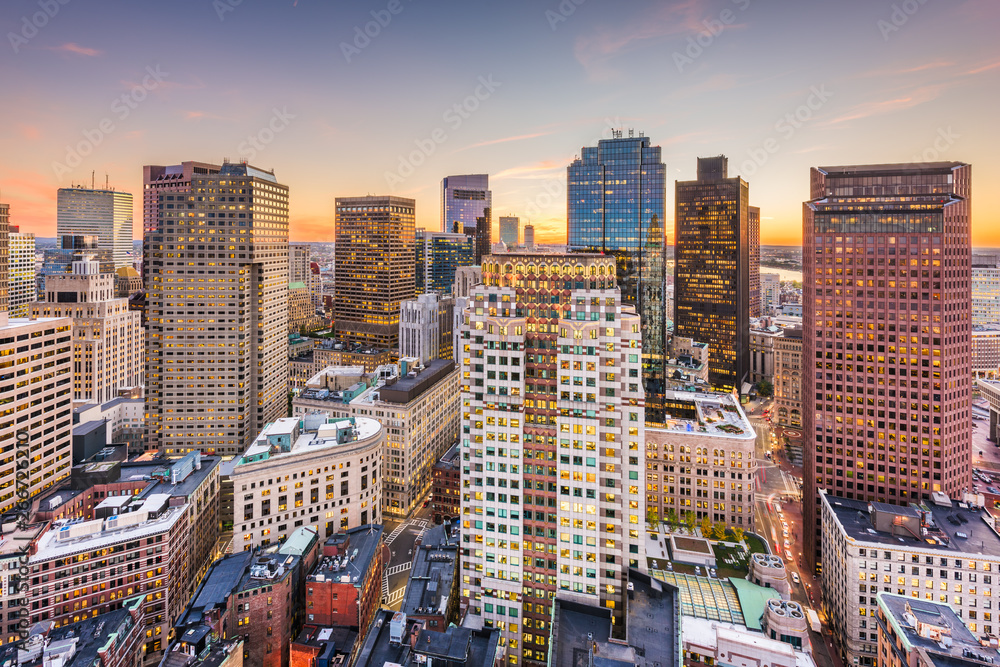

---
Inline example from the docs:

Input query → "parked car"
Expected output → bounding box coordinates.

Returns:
[791,572,801,584]
[695,566,702,576]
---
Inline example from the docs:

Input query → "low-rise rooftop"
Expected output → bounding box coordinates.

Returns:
[402,525,458,618]
[310,525,383,586]
[353,609,501,667]
[822,493,1000,555]
[652,390,756,439]
[877,592,999,666]
[235,415,382,467]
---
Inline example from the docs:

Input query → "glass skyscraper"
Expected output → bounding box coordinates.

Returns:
[415,229,476,294]
[441,174,491,234]
[567,132,666,416]
[57,187,133,269]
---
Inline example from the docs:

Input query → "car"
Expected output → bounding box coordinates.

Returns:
[666,563,673,571]
[990,487,1000,495]
[423,500,430,508]
[784,540,791,550]
[783,528,789,537]
[709,567,717,577]
[791,572,800,584]
[695,566,702,576]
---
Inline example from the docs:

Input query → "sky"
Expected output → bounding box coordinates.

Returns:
[1,0,998,246]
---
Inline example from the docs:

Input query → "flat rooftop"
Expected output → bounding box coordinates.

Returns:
[650,571,745,626]
[30,503,188,561]
[353,609,500,667]
[878,592,997,664]
[237,416,382,466]
[651,390,756,440]
[18,598,142,667]
[178,550,254,627]
[823,494,1000,555]
[402,525,458,617]
[311,525,383,585]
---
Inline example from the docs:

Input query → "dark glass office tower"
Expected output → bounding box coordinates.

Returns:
[674,156,750,393]
[567,132,666,417]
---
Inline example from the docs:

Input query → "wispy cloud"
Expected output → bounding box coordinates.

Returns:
[454,131,553,153]
[573,0,746,79]
[860,60,954,78]
[493,160,566,180]
[49,42,102,57]
[966,60,1000,75]
[823,85,946,126]
[183,110,233,122]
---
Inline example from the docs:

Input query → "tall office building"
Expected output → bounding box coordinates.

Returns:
[334,195,415,348]
[523,224,535,250]
[972,256,1000,327]
[749,206,761,318]
[567,132,666,418]
[32,257,143,404]
[143,160,289,456]
[0,207,74,514]
[674,155,751,393]
[415,229,475,294]
[8,226,35,317]
[498,215,519,248]
[57,187,133,269]
[290,242,312,284]
[442,174,491,233]
[761,272,781,316]
[802,162,972,573]
[399,292,454,362]
[459,253,646,665]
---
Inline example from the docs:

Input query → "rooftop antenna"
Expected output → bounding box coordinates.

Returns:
[105,173,109,190]
[91,171,95,189]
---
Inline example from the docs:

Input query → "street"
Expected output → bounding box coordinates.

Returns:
[380,500,436,611]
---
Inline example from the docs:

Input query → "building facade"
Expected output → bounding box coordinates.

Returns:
[821,493,1000,666]
[31,258,143,404]
[749,206,761,319]
[432,443,461,524]
[334,195,415,348]
[8,227,35,317]
[773,327,803,428]
[645,391,757,529]
[876,592,991,667]
[400,293,454,363]
[803,162,973,573]
[523,225,535,250]
[458,253,646,665]
[442,174,491,235]
[305,525,385,633]
[761,273,782,316]
[57,187,133,269]
[143,161,289,457]
[567,133,667,419]
[972,326,1000,377]
[415,229,475,295]
[675,155,751,394]
[229,415,384,551]
[973,266,1000,327]
[499,216,519,248]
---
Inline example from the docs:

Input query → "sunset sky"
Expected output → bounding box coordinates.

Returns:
[1,0,998,246]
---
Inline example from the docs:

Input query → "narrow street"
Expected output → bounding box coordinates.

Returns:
[380,499,436,611]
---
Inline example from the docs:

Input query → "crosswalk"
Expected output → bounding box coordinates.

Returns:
[386,562,412,577]
[386,587,406,606]
[385,517,429,546]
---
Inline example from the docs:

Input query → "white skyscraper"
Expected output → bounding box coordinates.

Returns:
[760,272,781,316]
[8,226,35,317]
[458,253,646,665]
[57,187,133,269]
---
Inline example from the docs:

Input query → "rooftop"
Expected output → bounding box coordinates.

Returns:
[293,625,358,663]
[822,493,1000,555]
[310,525,383,587]
[650,390,756,439]
[178,550,254,628]
[877,592,998,665]
[14,596,143,667]
[434,443,461,471]
[235,416,382,467]
[353,609,501,667]
[402,525,458,618]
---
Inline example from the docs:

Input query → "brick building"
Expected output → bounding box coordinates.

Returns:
[401,524,459,632]
[431,444,461,525]
[305,525,385,633]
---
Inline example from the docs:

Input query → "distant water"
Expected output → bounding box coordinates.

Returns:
[760,266,803,283]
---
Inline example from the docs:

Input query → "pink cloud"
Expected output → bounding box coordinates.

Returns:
[824,85,946,126]
[50,42,102,57]
[454,131,553,153]
[18,125,41,140]
[493,160,567,180]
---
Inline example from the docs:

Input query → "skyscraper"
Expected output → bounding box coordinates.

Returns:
[459,254,646,665]
[8,226,35,317]
[674,155,751,393]
[57,187,133,269]
[567,132,666,417]
[0,203,7,314]
[143,160,289,456]
[498,215,519,247]
[749,205,761,318]
[334,195,415,348]
[32,257,143,404]
[441,174,491,234]
[802,162,972,572]
[523,224,535,250]
[415,229,475,295]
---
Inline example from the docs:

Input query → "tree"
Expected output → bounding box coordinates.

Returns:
[700,515,712,538]
[666,508,679,531]
[757,380,774,397]
[646,507,659,527]
[712,522,728,540]
[684,511,697,535]
[731,527,746,544]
